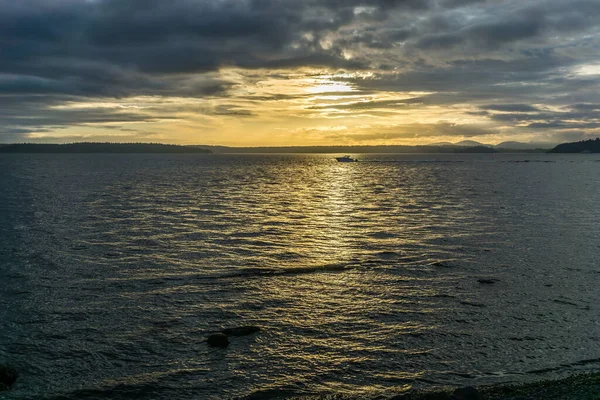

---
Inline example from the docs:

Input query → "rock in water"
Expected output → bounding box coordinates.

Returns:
[477,278,499,285]
[0,365,18,391]
[207,333,229,348]
[222,326,261,337]
[452,386,482,400]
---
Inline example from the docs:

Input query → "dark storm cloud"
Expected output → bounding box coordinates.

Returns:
[415,1,600,51]
[526,121,600,129]
[0,0,429,80]
[481,104,541,112]
[416,18,544,50]
[0,93,176,138]
[570,103,600,112]
[1,0,600,142]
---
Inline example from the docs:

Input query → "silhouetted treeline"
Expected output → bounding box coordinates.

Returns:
[0,143,212,153]
[0,142,557,154]
[199,145,538,154]
[549,138,600,153]
[454,146,498,153]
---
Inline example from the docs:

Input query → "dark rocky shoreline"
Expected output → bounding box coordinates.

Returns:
[392,372,600,400]
[253,372,600,400]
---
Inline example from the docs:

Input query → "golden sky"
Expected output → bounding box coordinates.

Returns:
[2,0,600,146]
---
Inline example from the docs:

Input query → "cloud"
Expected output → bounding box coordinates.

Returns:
[480,104,541,112]
[0,0,600,143]
[326,122,495,142]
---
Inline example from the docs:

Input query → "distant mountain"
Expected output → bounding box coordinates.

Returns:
[549,138,600,153]
[425,140,553,149]
[427,141,455,146]
[0,142,554,154]
[204,145,510,154]
[455,140,490,147]
[0,143,212,153]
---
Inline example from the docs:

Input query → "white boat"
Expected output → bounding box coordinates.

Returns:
[335,155,358,162]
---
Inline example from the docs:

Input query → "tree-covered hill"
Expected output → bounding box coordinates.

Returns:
[0,143,212,153]
[549,138,600,153]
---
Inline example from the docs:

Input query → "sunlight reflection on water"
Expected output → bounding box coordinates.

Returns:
[1,153,600,399]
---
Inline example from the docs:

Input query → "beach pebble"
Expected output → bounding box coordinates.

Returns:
[452,386,482,400]
[0,365,18,391]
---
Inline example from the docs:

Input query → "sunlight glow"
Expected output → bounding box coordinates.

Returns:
[573,63,600,76]
[306,81,356,94]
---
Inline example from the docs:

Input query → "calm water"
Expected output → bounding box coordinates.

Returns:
[1,153,600,399]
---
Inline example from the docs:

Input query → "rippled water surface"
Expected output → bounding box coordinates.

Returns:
[1,153,600,399]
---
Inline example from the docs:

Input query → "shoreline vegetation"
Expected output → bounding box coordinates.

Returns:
[548,138,600,153]
[0,143,548,154]
[201,145,515,153]
[0,138,598,154]
[0,143,212,153]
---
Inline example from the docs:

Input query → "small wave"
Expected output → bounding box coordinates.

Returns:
[240,388,301,400]
[368,160,465,164]
[459,300,487,308]
[508,160,557,163]
[368,231,397,239]
[526,357,600,375]
[374,251,403,259]
[207,263,355,280]
[508,336,542,342]
[43,368,210,400]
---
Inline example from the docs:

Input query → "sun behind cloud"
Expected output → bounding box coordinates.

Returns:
[1,0,600,145]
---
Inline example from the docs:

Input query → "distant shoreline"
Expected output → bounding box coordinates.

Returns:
[387,370,600,400]
[200,144,549,154]
[1,139,599,154]
[0,143,550,154]
[0,143,212,154]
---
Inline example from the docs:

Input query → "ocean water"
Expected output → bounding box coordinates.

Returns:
[1,153,600,399]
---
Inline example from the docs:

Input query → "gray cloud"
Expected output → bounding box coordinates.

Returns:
[481,104,541,112]
[1,0,600,142]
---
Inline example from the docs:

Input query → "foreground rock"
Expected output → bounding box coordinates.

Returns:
[222,326,261,337]
[206,333,229,348]
[0,365,18,391]
[452,386,482,400]
[391,371,600,400]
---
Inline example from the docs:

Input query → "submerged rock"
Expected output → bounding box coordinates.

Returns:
[0,365,18,391]
[222,326,261,337]
[452,386,482,400]
[206,333,229,348]
[477,278,499,285]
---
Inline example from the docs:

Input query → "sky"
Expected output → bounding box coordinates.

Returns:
[1,0,600,146]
